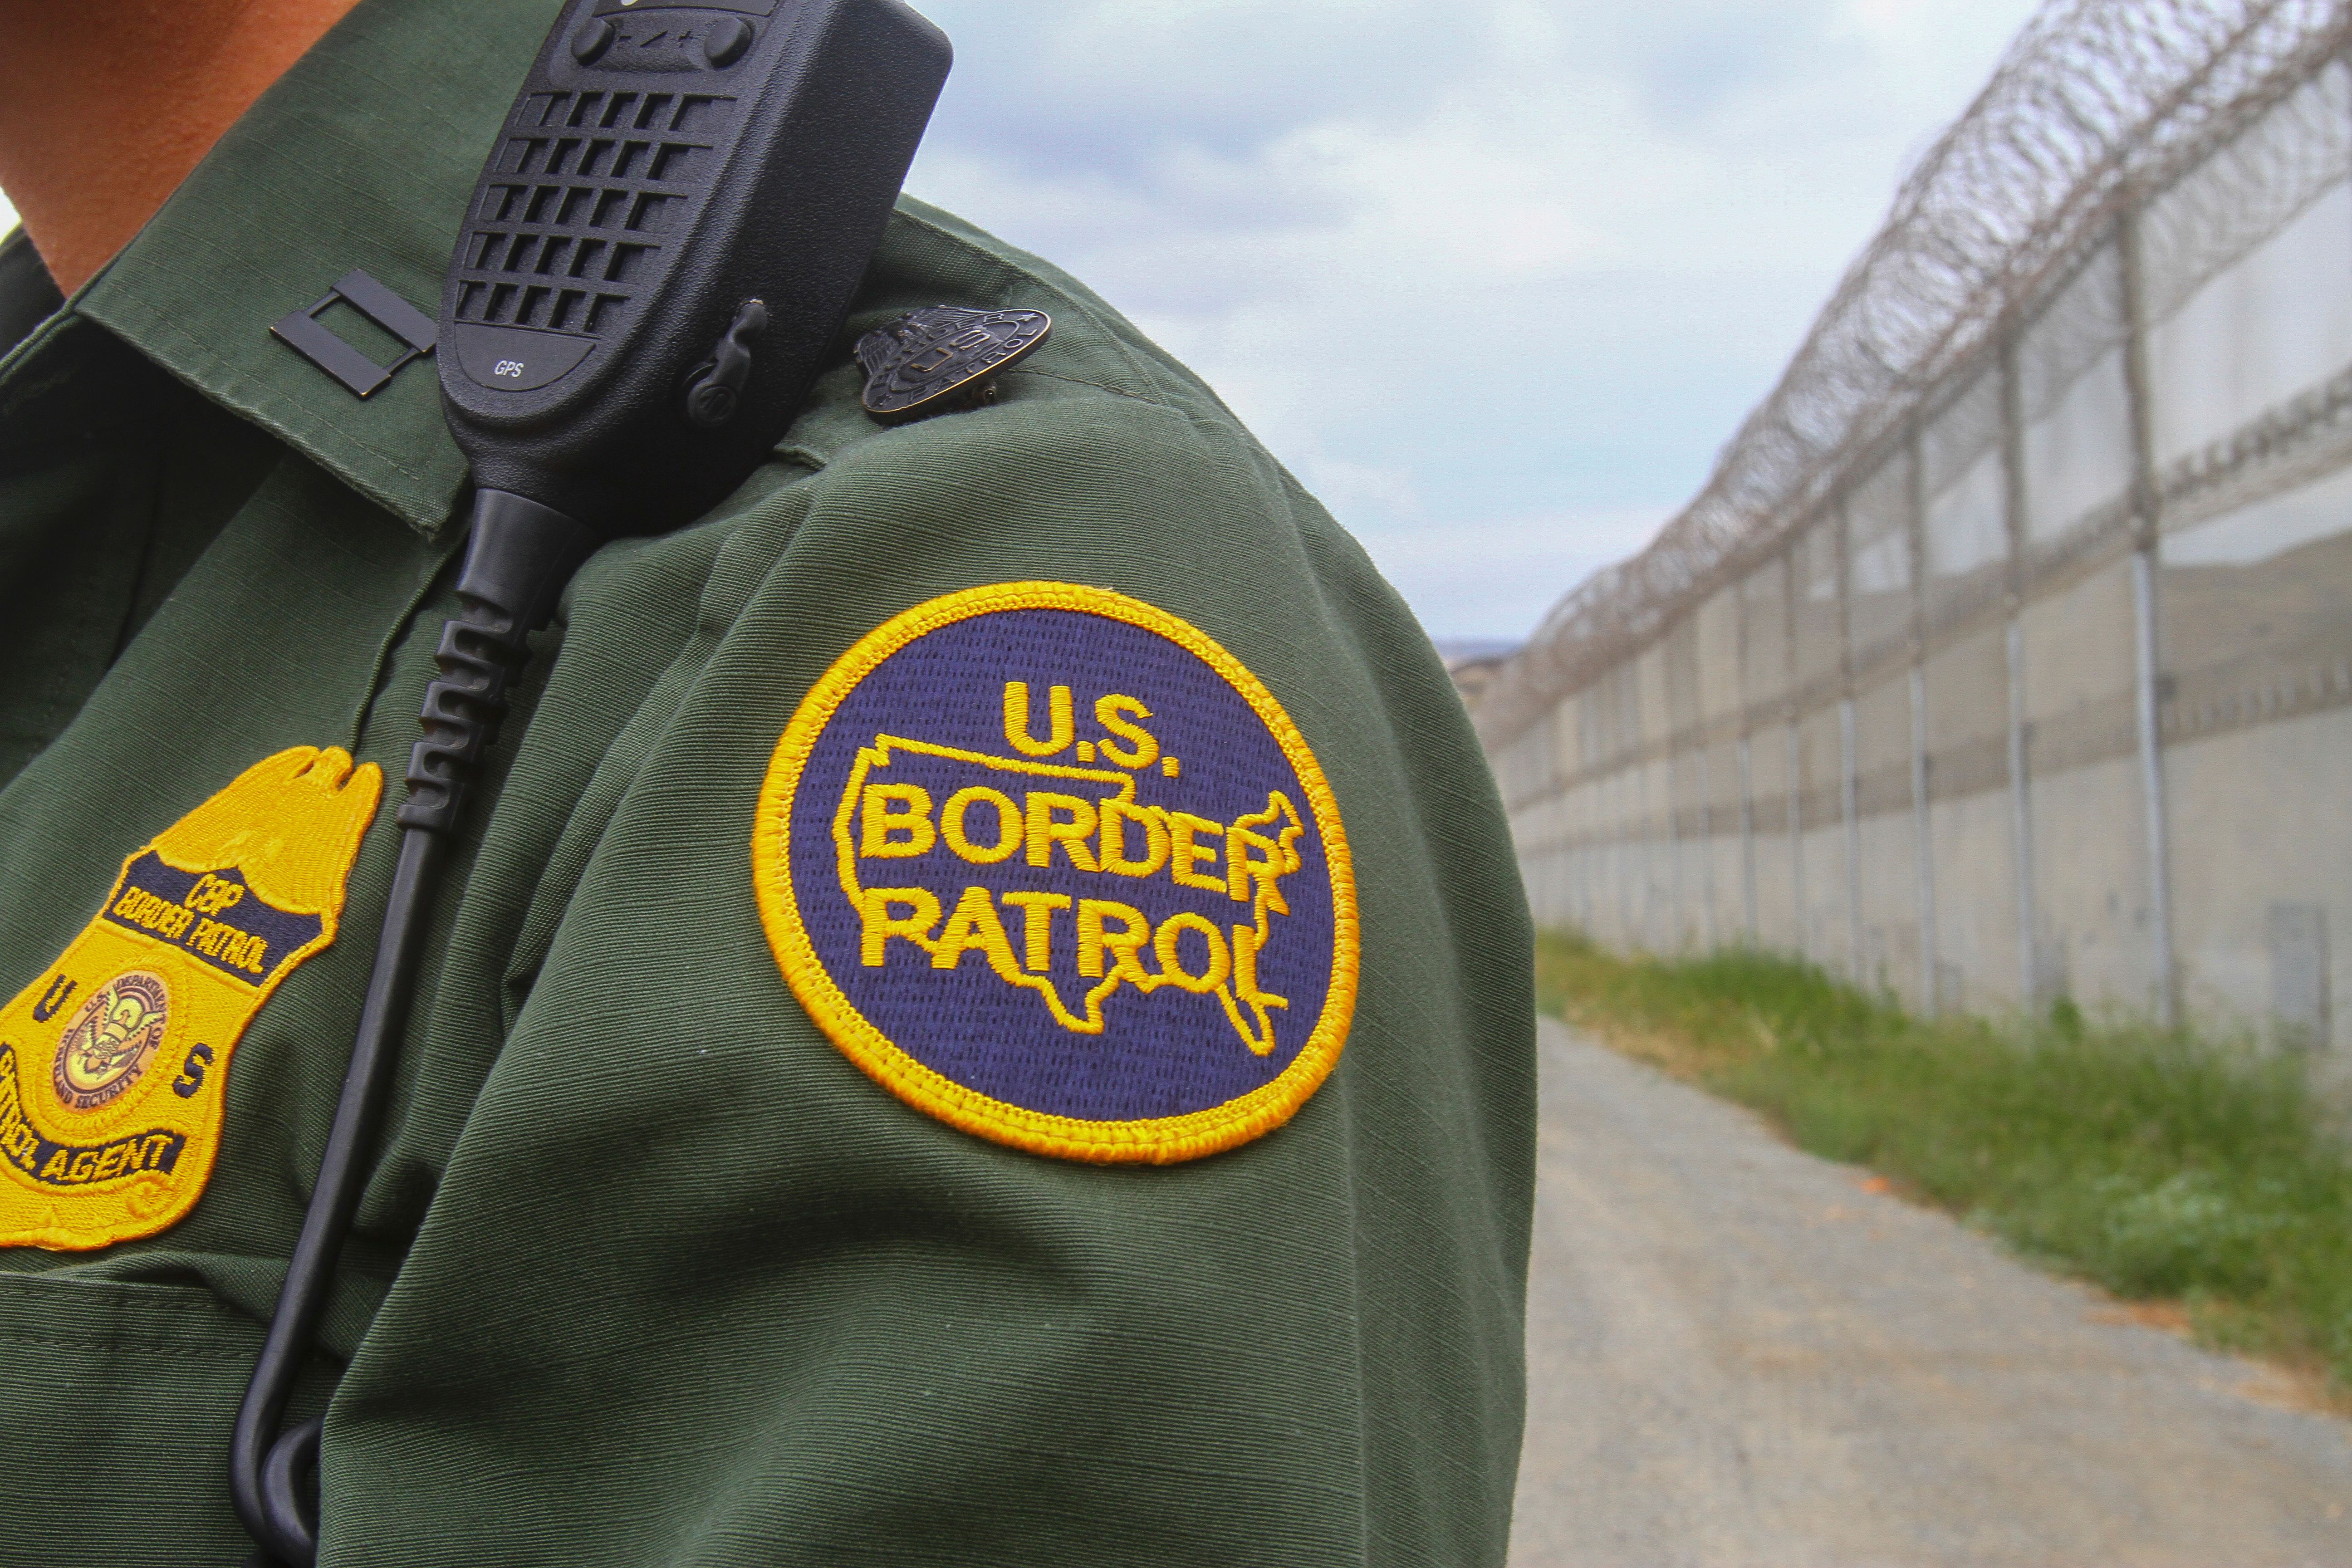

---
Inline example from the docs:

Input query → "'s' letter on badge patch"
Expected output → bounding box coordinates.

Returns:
[0,748,381,1250]
[754,583,1359,1164]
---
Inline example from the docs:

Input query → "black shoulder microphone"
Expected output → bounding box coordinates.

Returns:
[441,0,950,536]
[231,5,951,1562]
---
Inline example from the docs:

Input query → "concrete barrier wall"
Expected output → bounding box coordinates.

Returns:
[1480,66,2352,1067]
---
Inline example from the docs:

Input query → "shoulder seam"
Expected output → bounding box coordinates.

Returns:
[1004,366,1159,405]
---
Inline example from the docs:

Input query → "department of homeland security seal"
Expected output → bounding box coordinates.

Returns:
[52,971,172,1113]
[754,583,1358,1163]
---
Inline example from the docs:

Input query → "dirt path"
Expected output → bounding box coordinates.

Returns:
[1510,1016,2352,1567]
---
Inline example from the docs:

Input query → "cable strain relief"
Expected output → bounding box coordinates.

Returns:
[453,488,598,633]
[396,489,597,834]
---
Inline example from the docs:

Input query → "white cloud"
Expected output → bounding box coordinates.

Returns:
[1355,506,1673,639]
[906,0,2043,639]
[3,8,2045,642]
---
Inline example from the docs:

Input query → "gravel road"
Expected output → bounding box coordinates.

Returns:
[1509,1016,2352,1568]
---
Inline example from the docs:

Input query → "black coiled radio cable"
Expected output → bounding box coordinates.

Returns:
[230,491,590,1566]
[221,0,950,1557]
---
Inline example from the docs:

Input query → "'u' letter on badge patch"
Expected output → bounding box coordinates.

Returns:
[753,583,1359,1163]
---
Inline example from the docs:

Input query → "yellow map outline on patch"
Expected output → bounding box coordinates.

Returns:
[754,582,1359,1166]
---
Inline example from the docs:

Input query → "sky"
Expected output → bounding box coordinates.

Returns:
[0,0,2045,643]
[899,0,2046,642]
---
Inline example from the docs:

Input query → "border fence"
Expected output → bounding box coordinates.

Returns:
[1467,0,2352,1062]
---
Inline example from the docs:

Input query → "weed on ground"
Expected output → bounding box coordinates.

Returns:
[1536,930,2352,1396]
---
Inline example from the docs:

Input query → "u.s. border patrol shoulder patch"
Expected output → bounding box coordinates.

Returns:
[754,583,1358,1164]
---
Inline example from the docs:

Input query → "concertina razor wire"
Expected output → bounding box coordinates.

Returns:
[1476,0,2352,752]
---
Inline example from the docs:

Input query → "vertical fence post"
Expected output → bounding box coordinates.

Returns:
[1562,719,1580,940]
[1699,744,1720,951]
[1739,736,1758,941]
[1590,770,1601,936]
[1603,763,1617,944]
[1788,724,1806,959]
[1601,695,1615,944]
[1543,718,1562,931]
[1546,717,1561,931]
[1842,698,1862,981]
[1651,684,1665,953]
[1906,424,1940,1017]
[1838,498,1863,983]
[2118,204,2180,1027]
[1632,752,1644,951]
[1600,763,1613,943]
[1592,704,1606,941]
[1597,705,1612,943]
[1738,568,1759,943]
[1668,739,1686,953]
[2130,559,2174,1011]
[1640,753,1656,952]
[1637,688,1656,951]
[1617,759,1636,948]
[1628,754,1644,950]
[1573,706,1591,934]
[2000,336,2041,1007]
[1630,676,1648,951]
[1573,738,1590,934]
[1910,666,1937,1014]
[1786,549,1807,960]
[1590,752,1604,941]
[1568,782,1580,933]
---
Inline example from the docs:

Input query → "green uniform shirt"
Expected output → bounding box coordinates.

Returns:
[0,2,1534,1563]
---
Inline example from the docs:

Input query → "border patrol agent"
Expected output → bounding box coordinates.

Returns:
[0,1,1536,1562]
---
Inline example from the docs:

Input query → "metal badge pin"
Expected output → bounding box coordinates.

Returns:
[857,305,1051,423]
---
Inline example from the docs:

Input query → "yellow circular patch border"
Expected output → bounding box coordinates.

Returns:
[753,582,1359,1164]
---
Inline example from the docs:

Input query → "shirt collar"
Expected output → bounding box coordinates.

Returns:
[72,0,569,540]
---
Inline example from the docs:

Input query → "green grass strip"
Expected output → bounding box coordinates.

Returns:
[1536,930,2352,1392]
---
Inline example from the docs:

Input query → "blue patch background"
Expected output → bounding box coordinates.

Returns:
[789,607,1338,1123]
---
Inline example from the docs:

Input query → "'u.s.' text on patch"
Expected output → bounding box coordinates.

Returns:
[754,583,1358,1163]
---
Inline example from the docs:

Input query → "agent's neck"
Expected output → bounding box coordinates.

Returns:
[0,0,364,294]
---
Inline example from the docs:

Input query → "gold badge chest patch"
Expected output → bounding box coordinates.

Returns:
[754,583,1359,1164]
[0,748,381,1250]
